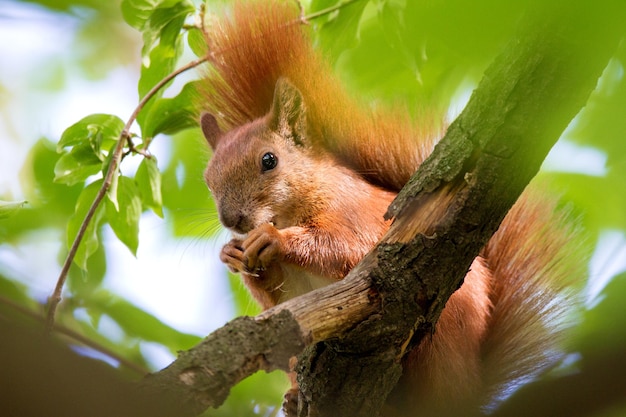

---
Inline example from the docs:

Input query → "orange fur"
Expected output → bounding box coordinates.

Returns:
[199,1,582,414]
[480,193,582,405]
[400,258,493,408]
[395,193,583,415]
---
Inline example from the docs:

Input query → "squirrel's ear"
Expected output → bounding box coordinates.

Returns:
[269,78,307,146]
[200,112,222,150]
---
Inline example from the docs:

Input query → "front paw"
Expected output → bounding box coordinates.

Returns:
[283,387,299,416]
[220,239,246,274]
[242,223,286,273]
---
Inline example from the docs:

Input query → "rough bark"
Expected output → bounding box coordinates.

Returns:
[141,2,626,417]
[295,3,626,415]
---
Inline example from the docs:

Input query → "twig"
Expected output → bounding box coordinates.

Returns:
[198,2,208,38]
[302,0,362,23]
[45,56,209,331]
[0,295,149,375]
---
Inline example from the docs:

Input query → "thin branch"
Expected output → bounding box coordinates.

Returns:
[45,56,210,330]
[0,295,149,375]
[301,0,362,22]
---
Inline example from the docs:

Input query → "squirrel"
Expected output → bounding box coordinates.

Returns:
[198,1,582,415]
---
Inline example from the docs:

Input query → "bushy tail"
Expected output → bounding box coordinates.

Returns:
[481,190,585,406]
[201,1,439,191]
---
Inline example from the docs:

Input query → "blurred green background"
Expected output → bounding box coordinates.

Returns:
[0,0,625,416]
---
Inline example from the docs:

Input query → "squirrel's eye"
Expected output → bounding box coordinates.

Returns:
[261,152,278,172]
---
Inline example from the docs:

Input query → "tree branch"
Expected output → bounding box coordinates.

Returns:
[0,295,149,375]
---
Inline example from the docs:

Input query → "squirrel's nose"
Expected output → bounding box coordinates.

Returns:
[220,210,251,234]
[220,210,242,230]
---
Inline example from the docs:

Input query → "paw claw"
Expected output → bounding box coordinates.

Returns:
[283,388,299,416]
[242,224,285,272]
[219,224,286,278]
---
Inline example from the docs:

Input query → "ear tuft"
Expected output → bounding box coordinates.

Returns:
[269,78,307,146]
[200,112,222,150]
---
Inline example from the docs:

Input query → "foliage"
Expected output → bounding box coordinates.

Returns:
[1,0,625,415]
[0,200,28,219]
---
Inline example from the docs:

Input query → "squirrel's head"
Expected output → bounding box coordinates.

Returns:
[201,78,319,236]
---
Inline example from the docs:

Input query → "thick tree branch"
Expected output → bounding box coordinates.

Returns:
[145,268,381,415]
[143,2,626,417]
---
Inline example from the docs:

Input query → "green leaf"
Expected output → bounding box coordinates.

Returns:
[311,0,369,59]
[138,41,175,103]
[135,156,163,217]
[55,114,124,185]
[57,113,124,153]
[142,80,201,137]
[54,143,103,185]
[378,0,417,73]
[187,26,207,57]
[0,200,27,219]
[136,25,185,130]
[137,4,187,93]
[140,1,195,56]
[121,0,188,30]
[67,180,106,270]
[134,1,191,134]
[22,138,83,215]
[105,175,142,256]
[121,0,159,30]
[67,241,107,297]
[309,0,338,23]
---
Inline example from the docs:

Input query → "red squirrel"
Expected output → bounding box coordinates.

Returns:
[199,2,581,414]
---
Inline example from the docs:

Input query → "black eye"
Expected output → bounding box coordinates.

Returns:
[261,152,278,171]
